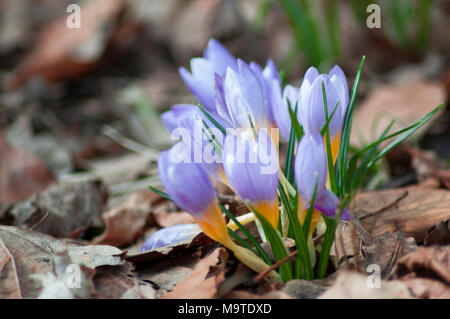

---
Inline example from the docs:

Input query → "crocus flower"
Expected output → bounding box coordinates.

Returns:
[249,60,281,127]
[223,129,279,228]
[161,104,199,134]
[271,82,301,142]
[222,59,271,130]
[294,133,350,230]
[179,39,237,112]
[141,224,201,251]
[161,104,230,186]
[299,73,342,138]
[158,146,280,281]
[158,147,231,245]
[298,66,349,161]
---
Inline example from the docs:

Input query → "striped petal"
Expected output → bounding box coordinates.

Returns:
[158,147,216,217]
[141,224,201,251]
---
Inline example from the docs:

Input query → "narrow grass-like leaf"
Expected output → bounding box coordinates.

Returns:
[148,186,171,201]
[285,103,298,185]
[321,82,337,193]
[317,194,350,279]
[367,103,442,167]
[248,201,293,282]
[219,202,272,265]
[198,104,227,135]
[287,101,303,141]
[336,56,365,196]
[228,228,256,254]
[302,177,319,239]
[278,184,313,279]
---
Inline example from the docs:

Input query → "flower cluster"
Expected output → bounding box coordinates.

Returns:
[145,39,352,279]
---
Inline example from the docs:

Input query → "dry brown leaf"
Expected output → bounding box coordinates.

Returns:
[351,185,450,241]
[8,0,127,88]
[2,182,105,238]
[319,271,413,299]
[402,278,450,299]
[93,190,160,247]
[0,133,55,204]
[93,263,155,299]
[153,208,194,228]
[331,221,416,277]
[162,246,228,299]
[351,81,446,147]
[0,225,126,298]
[136,252,202,292]
[391,246,450,284]
[424,221,450,246]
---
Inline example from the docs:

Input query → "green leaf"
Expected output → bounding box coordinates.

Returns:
[336,56,366,197]
[148,186,171,201]
[248,201,293,282]
[321,81,338,193]
[302,177,319,239]
[278,184,313,280]
[227,228,256,254]
[287,101,303,141]
[285,103,298,185]
[219,202,272,265]
[198,104,227,135]
[367,103,442,167]
[317,194,350,279]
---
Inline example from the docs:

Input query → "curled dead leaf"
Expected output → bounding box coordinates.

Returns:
[391,246,450,284]
[162,246,228,299]
[2,182,106,239]
[0,225,126,298]
[351,185,450,241]
[93,190,160,247]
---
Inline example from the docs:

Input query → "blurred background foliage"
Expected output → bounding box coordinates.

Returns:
[0,0,448,196]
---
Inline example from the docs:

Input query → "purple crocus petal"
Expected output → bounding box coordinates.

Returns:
[300,74,342,137]
[304,66,320,83]
[263,59,281,84]
[179,39,237,112]
[158,147,216,217]
[250,61,273,127]
[179,66,215,111]
[214,74,233,125]
[223,130,278,202]
[177,114,224,182]
[161,104,198,133]
[294,133,327,202]
[298,67,319,112]
[141,224,201,251]
[223,67,254,128]
[273,84,300,141]
[314,189,351,220]
[237,59,267,127]
[204,38,237,75]
[262,60,281,126]
[329,65,349,115]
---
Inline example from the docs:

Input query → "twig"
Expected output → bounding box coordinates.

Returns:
[29,212,49,230]
[253,250,298,282]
